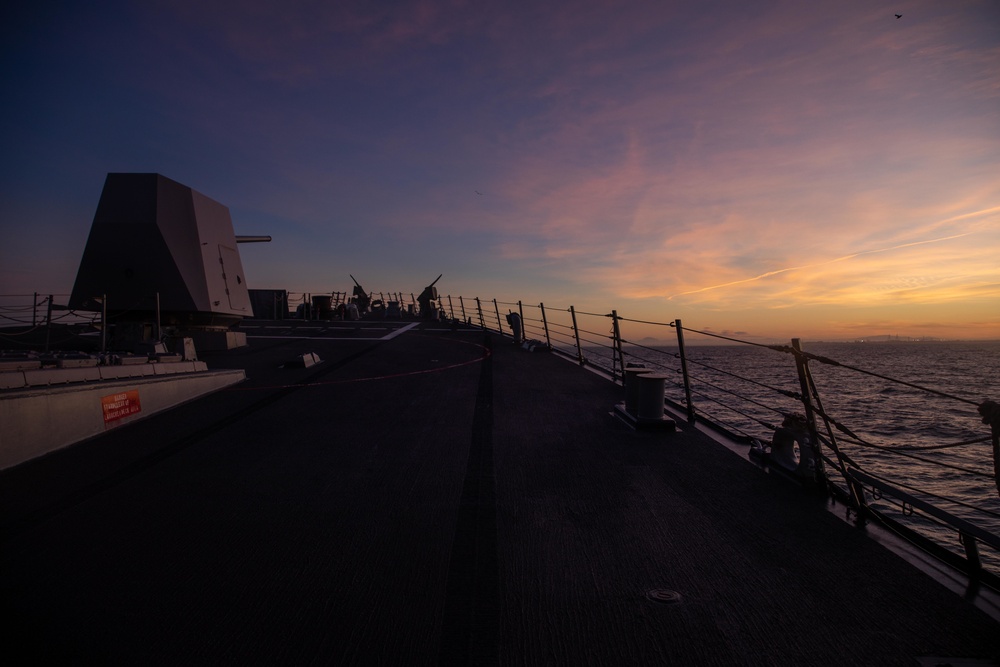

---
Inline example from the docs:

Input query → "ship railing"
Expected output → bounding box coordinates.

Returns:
[647,320,999,587]
[0,293,102,352]
[447,296,1000,586]
[443,298,622,374]
[2,290,246,352]
[0,293,99,326]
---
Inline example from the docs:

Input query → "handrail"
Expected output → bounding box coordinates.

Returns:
[5,288,997,582]
[847,468,1000,570]
[433,294,999,583]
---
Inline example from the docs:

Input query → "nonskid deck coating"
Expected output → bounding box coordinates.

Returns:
[1,320,998,665]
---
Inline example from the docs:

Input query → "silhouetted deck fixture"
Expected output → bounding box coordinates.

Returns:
[418,274,443,319]
[349,275,372,313]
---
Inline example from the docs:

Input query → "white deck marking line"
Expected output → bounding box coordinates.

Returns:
[422,328,483,332]
[246,322,421,342]
[382,322,421,339]
[248,336,388,341]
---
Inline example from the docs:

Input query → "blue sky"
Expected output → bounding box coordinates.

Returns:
[2,0,998,340]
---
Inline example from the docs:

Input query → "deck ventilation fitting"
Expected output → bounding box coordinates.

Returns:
[646,589,683,605]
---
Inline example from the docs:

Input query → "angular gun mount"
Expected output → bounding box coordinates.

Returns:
[349,274,372,313]
[69,173,266,350]
[417,274,443,320]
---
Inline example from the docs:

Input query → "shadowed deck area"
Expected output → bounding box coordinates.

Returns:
[2,321,998,665]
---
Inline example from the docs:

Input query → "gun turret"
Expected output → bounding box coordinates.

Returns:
[349,275,371,312]
[417,274,443,320]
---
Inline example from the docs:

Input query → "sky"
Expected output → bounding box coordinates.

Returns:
[1,0,998,342]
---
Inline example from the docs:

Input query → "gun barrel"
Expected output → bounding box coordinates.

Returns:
[428,274,443,288]
[235,235,272,243]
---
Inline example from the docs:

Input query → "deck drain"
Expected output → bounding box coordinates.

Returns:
[646,589,683,605]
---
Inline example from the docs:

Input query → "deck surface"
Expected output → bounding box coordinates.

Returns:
[2,320,999,665]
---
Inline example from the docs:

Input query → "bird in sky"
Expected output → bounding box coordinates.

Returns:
[895,14,902,19]
[475,190,484,195]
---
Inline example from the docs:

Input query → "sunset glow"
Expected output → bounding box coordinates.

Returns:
[1,0,998,341]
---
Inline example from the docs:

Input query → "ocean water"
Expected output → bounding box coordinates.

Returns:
[601,340,1000,573]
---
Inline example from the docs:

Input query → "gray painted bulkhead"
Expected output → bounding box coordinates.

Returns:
[69,173,251,328]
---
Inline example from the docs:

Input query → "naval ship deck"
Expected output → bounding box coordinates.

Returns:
[2,319,998,665]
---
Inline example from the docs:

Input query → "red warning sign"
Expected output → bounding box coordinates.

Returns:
[101,389,142,424]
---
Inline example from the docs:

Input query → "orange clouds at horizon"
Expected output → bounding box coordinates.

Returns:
[484,195,1000,341]
[666,228,986,300]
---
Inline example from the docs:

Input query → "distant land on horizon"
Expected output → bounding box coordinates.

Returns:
[625,335,1000,347]
[808,335,1000,344]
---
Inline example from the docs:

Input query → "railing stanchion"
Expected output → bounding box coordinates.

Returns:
[45,294,54,353]
[33,292,38,327]
[975,400,999,499]
[569,305,584,366]
[99,294,106,356]
[539,302,552,349]
[459,296,467,323]
[675,319,695,422]
[448,295,455,320]
[476,297,485,330]
[792,338,816,424]
[494,299,504,337]
[801,351,862,508]
[960,531,983,574]
[792,338,826,483]
[610,310,623,384]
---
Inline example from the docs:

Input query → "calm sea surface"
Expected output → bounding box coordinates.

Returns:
[589,340,1000,573]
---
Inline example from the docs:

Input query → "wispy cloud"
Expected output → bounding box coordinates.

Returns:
[667,230,981,299]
